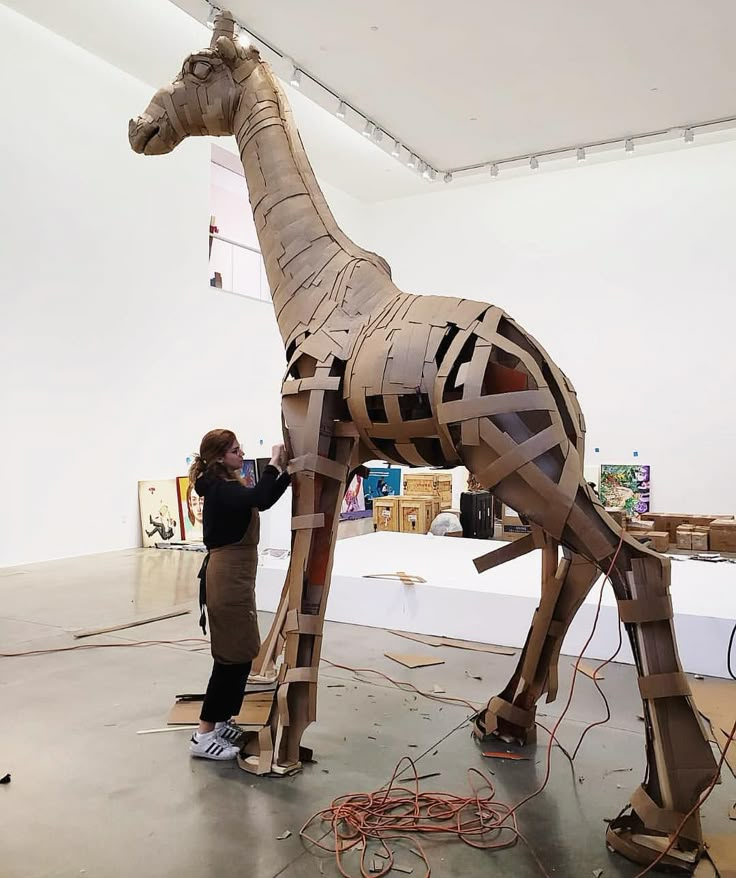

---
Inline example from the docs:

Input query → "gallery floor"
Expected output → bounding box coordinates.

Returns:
[2,548,733,878]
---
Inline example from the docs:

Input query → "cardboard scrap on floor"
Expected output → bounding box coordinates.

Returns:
[690,678,736,777]
[388,630,515,656]
[705,834,736,878]
[384,652,445,669]
[72,608,190,639]
[168,691,274,726]
[574,660,605,681]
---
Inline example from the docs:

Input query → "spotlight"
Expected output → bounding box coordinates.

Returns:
[625,138,634,154]
[373,128,384,143]
[490,163,499,177]
[576,147,586,162]
[391,140,401,157]
[407,154,418,169]
[336,101,347,119]
[684,128,694,143]
[362,120,374,138]
[290,67,303,88]
[529,155,539,170]
[443,172,453,183]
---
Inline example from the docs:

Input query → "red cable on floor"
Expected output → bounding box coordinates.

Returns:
[300,755,552,878]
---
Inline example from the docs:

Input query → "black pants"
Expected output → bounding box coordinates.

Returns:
[200,660,252,723]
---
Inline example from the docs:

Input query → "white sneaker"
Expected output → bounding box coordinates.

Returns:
[215,720,244,743]
[189,730,240,760]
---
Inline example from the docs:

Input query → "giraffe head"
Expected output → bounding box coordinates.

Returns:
[129,11,260,155]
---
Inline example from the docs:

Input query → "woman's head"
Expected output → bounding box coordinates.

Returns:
[188,429,245,484]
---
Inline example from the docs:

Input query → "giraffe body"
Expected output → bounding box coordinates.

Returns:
[129,16,718,872]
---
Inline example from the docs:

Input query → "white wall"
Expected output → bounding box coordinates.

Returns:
[362,143,736,513]
[0,6,366,566]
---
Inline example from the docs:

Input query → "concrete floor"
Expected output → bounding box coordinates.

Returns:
[1,549,733,878]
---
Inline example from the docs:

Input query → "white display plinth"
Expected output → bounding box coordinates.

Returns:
[256,532,736,678]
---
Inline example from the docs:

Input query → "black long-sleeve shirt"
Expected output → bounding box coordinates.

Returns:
[195,466,291,549]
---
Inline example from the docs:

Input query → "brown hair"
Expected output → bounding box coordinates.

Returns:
[188,428,239,485]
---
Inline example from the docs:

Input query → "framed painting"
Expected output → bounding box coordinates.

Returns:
[176,476,204,542]
[599,464,651,518]
[340,472,367,519]
[240,459,257,487]
[362,465,402,511]
[138,479,181,547]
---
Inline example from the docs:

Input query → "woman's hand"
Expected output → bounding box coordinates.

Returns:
[270,443,287,472]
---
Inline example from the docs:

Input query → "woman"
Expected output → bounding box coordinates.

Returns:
[187,429,290,760]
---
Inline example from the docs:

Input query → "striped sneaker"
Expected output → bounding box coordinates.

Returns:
[215,720,244,743]
[189,730,239,761]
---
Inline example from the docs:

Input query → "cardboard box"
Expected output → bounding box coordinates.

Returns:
[373,497,399,532]
[399,498,433,534]
[631,530,670,553]
[709,519,736,553]
[501,505,532,541]
[691,528,709,552]
[641,513,733,542]
[676,525,693,550]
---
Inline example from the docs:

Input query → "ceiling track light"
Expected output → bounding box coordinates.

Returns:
[362,120,375,138]
[625,138,635,154]
[336,101,346,119]
[422,166,432,180]
[407,154,418,169]
[443,172,453,183]
[684,128,694,143]
[391,140,401,158]
[289,67,303,88]
[576,147,586,162]
[373,128,384,144]
[490,163,499,177]
[529,155,539,170]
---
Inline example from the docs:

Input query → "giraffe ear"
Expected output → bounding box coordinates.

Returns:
[216,35,239,63]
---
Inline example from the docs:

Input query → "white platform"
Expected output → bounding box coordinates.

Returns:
[256,532,736,678]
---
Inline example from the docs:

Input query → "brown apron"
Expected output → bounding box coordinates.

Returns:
[205,509,261,664]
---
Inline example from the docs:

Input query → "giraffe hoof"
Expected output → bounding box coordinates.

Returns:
[606,816,701,873]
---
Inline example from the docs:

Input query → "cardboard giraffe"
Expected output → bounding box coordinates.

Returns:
[129,14,717,871]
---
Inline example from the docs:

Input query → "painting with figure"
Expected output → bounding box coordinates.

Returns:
[138,480,181,547]
[362,466,401,511]
[255,458,271,481]
[240,459,257,487]
[599,464,651,517]
[340,472,366,518]
[177,476,204,542]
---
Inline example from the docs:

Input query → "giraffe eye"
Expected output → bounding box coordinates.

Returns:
[190,60,212,80]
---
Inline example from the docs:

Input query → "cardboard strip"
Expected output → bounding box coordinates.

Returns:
[291,513,325,530]
[289,453,347,482]
[438,389,556,424]
[638,672,691,700]
[631,784,688,835]
[283,610,323,636]
[489,696,535,729]
[473,533,537,574]
[283,667,319,684]
[617,596,673,624]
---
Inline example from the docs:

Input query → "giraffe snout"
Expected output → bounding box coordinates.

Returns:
[128,117,167,155]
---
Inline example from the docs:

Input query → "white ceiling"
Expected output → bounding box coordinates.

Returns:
[6,0,736,201]
[171,0,736,169]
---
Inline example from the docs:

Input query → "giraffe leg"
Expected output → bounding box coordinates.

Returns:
[474,536,601,745]
[239,362,356,774]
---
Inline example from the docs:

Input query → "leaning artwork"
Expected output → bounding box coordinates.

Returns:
[129,14,718,871]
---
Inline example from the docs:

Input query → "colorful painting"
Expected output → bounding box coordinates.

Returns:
[255,458,271,481]
[138,479,181,547]
[599,464,651,517]
[340,473,366,518]
[176,476,204,542]
[240,459,257,487]
[362,465,402,511]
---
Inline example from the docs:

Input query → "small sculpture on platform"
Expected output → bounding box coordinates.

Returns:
[129,14,717,871]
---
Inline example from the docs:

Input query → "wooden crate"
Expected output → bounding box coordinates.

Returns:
[402,472,452,509]
[501,505,532,541]
[373,497,399,532]
[405,493,441,521]
[710,519,736,553]
[691,527,709,552]
[676,525,693,550]
[399,498,433,534]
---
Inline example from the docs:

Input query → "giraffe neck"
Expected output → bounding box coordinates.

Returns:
[232,63,390,346]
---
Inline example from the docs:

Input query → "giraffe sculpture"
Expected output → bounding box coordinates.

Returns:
[129,14,718,872]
